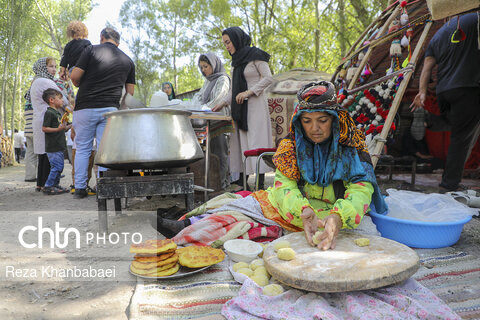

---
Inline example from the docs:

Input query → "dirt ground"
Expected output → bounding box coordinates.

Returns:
[0,162,479,319]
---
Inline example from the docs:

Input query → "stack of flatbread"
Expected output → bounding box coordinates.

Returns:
[130,239,180,277]
[129,239,227,277]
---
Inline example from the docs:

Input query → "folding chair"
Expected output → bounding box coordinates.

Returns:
[242,148,277,191]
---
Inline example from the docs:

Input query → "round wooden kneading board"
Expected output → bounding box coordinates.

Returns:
[263,231,419,293]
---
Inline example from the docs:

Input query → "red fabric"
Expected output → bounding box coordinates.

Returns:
[239,222,282,242]
[243,148,277,157]
[235,190,252,198]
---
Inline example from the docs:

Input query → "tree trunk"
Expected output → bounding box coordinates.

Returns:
[314,0,320,69]
[173,16,178,90]
[33,0,63,54]
[11,46,21,133]
[338,0,347,57]
[0,0,15,134]
[349,0,371,30]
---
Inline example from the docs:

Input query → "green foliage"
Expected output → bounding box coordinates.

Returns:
[119,0,384,101]
[1,0,386,132]
[0,0,94,133]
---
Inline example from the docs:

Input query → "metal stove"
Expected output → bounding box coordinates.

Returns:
[96,169,194,234]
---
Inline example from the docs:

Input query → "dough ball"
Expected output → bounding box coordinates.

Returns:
[262,284,284,296]
[274,240,291,252]
[253,266,270,278]
[232,261,249,272]
[354,238,370,247]
[251,274,269,287]
[313,231,322,245]
[277,248,295,260]
[250,258,265,270]
[237,268,254,277]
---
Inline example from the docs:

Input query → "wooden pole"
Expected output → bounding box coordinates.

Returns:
[372,21,433,168]
[348,6,402,90]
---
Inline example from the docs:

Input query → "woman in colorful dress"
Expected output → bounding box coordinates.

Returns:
[159,81,387,250]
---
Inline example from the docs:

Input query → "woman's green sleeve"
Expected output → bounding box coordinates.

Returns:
[267,170,312,228]
[331,181,374,229]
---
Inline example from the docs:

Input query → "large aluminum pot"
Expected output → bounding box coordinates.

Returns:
[95,108,204,169]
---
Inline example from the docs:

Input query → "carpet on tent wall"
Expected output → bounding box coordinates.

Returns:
[129,247,480,320]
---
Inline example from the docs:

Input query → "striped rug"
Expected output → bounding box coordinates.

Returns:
[128,259,240,320]
[414,247,480,320]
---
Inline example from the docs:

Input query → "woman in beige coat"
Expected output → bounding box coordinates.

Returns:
[213,26,273,190]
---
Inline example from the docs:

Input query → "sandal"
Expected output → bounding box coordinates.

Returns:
[35,186,43,192]
[43,187,68,195]
[86,185,96,195]
[54,186,70,193]
[447,191,480,208]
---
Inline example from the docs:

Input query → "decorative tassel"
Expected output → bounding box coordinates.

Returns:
[401,35,409,47]
[390,40,402,57]
[346,67,358,81]
[361,63,373,77]
[400,13,409,26]
[406,27,413,38]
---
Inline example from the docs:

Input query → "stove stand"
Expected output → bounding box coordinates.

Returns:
[96,171,194,234]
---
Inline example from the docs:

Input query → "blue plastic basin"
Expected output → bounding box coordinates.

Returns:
[369,210,472,249]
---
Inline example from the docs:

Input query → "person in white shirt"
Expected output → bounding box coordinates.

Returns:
[13,129,24,163]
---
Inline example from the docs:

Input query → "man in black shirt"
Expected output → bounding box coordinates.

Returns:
[70,27,135,198]
[411,13,480,192]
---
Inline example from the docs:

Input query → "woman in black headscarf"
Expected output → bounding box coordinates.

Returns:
[213,27,273,190]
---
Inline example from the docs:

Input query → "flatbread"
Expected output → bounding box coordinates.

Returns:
[130,262,179,276]
[130,239,177,255]
[130,261,178,275]
[131,253,179,270]
[144,264,180,277]
[177,246,225,268]
[134,249,176,257]
[133,251,175,262]
[131,254,178,270]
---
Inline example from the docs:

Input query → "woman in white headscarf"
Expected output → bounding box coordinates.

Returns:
[191,53,231,189]
[27,57,70,191]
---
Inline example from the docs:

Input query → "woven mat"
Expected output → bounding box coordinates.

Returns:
[129,247,480,320]
[128,259,240,320]
[414,247,480,320]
